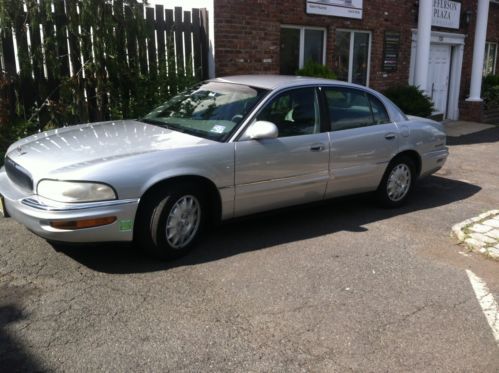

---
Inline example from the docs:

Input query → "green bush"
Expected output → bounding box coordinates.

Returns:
[483,74,499,90]
[482,74,499,110]
[383,85,434,117]
[296,60,337,79]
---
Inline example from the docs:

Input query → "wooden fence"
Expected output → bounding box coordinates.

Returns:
[0,0,210,127]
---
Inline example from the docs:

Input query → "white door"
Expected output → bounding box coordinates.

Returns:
[427,44,452,117]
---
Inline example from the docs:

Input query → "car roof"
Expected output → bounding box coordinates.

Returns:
[213,75,349,90]
[211,74,409,123]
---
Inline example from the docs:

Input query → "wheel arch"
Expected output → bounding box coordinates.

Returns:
[133,175,222,239]
[392,149,422,177]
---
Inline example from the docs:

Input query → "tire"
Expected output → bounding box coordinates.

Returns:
[135,183,206,260]
[376,155,416,208]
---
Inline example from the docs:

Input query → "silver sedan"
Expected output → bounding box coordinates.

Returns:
[0,75,448,259]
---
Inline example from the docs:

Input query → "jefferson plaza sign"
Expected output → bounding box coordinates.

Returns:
[432,0,461,29]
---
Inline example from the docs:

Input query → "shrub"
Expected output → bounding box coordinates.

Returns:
[296,60,337,79]
[482,75,499,110]
[483,74,499,91]
[383,85,434,117]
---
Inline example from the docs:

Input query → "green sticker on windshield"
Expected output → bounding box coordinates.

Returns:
[119,219,133,232]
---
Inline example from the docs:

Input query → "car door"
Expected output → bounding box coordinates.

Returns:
[323,86,400,198]
[234,87,330,217]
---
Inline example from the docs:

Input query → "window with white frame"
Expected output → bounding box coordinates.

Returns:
[335,30,371,86]
[280,26,326,75]
[483,42,498,76]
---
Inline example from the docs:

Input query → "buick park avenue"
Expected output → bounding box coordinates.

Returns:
[0,75,448,259]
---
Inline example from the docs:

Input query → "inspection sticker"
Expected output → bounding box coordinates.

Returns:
[119,219,133,232]
[210,125,226,134]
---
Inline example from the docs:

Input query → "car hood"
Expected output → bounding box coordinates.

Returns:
[5,120,214,178]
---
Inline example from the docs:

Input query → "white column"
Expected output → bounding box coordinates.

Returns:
[467,0,490,101]
[414,0,433,94]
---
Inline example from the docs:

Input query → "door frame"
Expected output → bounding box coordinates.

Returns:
[409,30,465,120]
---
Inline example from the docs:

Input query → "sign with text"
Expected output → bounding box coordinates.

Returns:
[383,32,401,72]
[432,0,461,29]
[306,0,363,20]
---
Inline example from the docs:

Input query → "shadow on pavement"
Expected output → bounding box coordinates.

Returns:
[0,290,44,371]
[53,175,481,274]
[447,125,499,146]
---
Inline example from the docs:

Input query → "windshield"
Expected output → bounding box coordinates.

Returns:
[141,82,269,141]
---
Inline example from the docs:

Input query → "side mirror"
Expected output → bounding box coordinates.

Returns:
[244,121,279,140]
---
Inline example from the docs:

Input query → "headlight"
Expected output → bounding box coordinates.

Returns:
[37,180,117,203]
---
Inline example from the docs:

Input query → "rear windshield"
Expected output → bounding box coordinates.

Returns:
[142,82,269,141]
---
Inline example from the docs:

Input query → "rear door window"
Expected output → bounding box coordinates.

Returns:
[369,95,390,124]
[324,87,390,131]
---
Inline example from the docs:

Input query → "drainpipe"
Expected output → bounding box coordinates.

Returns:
[467,0,490,102]
[414,0,433,95]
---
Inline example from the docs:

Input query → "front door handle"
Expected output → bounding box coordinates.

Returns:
[310,143,326,152]
[384,133,397,140]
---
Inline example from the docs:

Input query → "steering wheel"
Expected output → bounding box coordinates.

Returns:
[231,114,244,123]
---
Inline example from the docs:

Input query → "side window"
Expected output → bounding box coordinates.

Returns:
[369,95,390,124]
[256,88,320,137]
[325,87,373,131]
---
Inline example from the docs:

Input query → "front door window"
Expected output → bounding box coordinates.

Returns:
[256,88,321,137]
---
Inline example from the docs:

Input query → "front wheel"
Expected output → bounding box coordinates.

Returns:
[136,184,205,260]
[376,156,415,208]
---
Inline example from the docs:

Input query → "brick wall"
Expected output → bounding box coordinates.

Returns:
[214,0,416,92]
[214,0,499,120]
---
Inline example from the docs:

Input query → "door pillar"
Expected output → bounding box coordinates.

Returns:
[414,0,433,94]
[467,0,490,102]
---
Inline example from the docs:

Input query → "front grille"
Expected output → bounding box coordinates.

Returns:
[5,157,33,192]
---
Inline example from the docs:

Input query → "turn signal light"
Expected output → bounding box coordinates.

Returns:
[50,216,117,230]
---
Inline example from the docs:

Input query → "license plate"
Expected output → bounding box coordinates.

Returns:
[0,195,5,217]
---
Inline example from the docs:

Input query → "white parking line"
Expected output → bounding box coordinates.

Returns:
[466,270,499,347]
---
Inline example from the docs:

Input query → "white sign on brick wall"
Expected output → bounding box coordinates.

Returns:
[306,0,363,20]
[432,0,461,29]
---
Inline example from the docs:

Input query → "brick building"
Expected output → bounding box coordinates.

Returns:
[213,0,499,121]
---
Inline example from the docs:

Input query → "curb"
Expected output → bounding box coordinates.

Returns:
[451,210,499,261]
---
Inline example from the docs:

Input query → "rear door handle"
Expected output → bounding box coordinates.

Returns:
[384,133,397,140]
[310,143,326,152]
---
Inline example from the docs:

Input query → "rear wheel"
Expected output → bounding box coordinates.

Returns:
[376,156,415,207]
[136,183,205,260]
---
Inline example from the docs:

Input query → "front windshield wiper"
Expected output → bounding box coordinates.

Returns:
[140,117,190,134]
[139,118,170,128]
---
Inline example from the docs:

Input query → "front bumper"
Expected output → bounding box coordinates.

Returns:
[0,169,139,242]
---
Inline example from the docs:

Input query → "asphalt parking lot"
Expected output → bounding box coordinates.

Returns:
[1,124,499,372]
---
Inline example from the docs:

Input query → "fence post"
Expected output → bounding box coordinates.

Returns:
[0,1,211,134]
[200,8,209,80]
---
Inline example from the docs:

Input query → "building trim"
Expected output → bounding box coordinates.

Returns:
[467,0,491,101]
[409,29,465,120]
